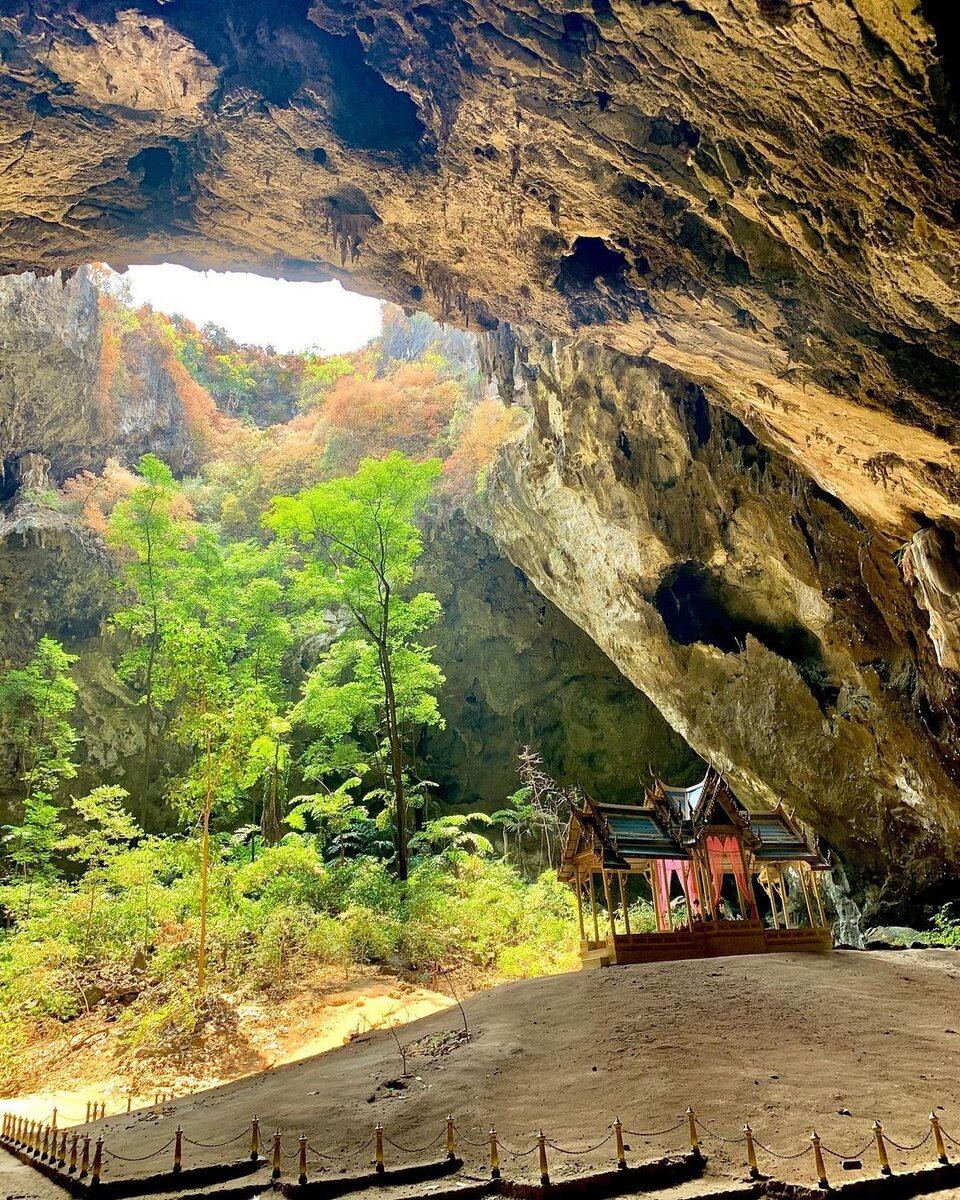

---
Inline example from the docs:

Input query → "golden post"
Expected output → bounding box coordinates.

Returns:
[41,1123,50,1160]
[250,1116,260,1162]
[79,1134,91,1179]
[686,1107,701,1159]
[52,1107,57,1133]
[31,1119,40,1154]
[85,1102,91,1124]
[446,1115,456,1161]
[298,1133,308,1186]
[91,1134,103,1187]
[810,1130,829,1190]
[173,1126,183,1175]
[538,1130,550,1186]
[489,1127,501,1180]
[127,1097,132,1115]
[17,1116,23,1143]
[872,1120,891,1176]
[58,1129,68,1167]
[271,1130,282,1180]
[375,1123,384,1175]
[744,1125,759,1179]
[69,1132,79,1173]
[931,1113,948,1165]
[1,1113,6,1138]
[614,1118,626,1171]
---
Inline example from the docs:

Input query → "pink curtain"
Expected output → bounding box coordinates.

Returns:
[654,858,704,924]
[706,835,757,919]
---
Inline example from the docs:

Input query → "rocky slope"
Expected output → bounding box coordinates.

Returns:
[0,2,959,910]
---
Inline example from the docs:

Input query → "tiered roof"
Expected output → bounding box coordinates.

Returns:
[559,767,828,879]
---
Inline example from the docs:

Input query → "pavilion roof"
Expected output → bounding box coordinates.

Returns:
[747,808,826,864]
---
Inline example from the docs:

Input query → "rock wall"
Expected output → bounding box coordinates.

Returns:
[419,516,702,809]
[485,336,960,916]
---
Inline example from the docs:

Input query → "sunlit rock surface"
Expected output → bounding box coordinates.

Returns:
[1,2,959,907]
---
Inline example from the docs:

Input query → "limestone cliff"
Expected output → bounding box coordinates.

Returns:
[420,516,701,809]
[1,2,959,908]
[486,338,960,914]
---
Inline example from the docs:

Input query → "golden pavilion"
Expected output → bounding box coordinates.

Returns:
[558,767,832,968]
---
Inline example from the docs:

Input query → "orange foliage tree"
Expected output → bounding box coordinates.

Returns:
[442,397,526,503]
[321,362,460,471]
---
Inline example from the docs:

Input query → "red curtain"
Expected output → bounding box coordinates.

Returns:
[654,858,704,924]
[706,834,757,918]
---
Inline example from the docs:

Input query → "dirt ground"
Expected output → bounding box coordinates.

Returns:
[4,971,454,1126]
[5,950,960,1191]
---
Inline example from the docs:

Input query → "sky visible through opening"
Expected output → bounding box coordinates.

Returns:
[123,264,383,355]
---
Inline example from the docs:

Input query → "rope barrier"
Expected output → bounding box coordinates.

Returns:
[307,1143,334,1163]
[753,1138,814,1161]
[102,1139,176,1163]
[453,1126,490,1148]
[622,1119,687,1137]
[181,1130,248,1149]
[546,1131,615,1155]
[820,1137,874,1160]
[940,1127,960,1148]
[382,1128,447,1155]
[694,1118,747,1145]
[885,1127,933,1153]
[495,1138,540,1158]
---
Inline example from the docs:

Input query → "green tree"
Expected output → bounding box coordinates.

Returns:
[266,452,444,880]
[57,786,140,955]
[0,636,78,814]
[162,529,289,987]
[1,798,64,916]
[108,454,196,824]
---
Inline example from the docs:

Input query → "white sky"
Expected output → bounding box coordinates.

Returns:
[121,264,383,355]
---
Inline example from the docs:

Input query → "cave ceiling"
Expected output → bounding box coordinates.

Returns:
[0,1,957,537]
[2,0,960,899]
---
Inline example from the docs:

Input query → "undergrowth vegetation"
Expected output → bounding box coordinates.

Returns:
[0,835,577,1088]
[0,274,568,1095]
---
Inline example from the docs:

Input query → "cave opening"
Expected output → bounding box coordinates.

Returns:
[555,236,629,294]
[652,562,839,708]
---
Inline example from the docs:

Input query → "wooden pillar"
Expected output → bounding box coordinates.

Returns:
[777,867,792,928]
[602,870,617,940]
[763,871,780,930]
[809,866,827,926]
[588,872,600,943]
[618,873,631,936]
[664,866,675,931]
[693,850,714,919]
[798,864,816,929]
[737,838,759,920]
[649,865,664,931]
[602,870,618,964]
[574,871,586,942]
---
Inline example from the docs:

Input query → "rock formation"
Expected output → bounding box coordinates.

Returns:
[1,2,959,911]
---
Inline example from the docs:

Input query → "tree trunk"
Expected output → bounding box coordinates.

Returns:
[261,744,282,846]
[379,644,408,882]
[141,636,156,830]
[198,732,212,991]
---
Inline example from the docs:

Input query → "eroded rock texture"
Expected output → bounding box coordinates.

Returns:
[1,2,959,905]
[486,339,960,909]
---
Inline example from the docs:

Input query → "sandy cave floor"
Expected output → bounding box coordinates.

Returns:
[5,950,960,1192]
